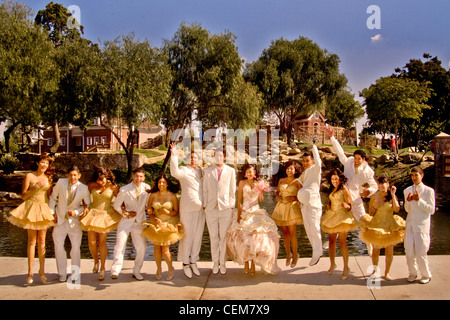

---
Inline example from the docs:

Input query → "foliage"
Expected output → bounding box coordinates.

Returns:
[0,154,20,174]
[0,0,57,152]
[245,36,349,143]
[394,54,450,145]
[360,76,431,146]
[326,90,364,129]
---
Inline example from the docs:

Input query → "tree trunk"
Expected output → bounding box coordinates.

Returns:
[3,122,20,153]
[50,120,61,153]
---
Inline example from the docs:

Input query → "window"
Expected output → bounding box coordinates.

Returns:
[60,137,66,146]
[76,137,82,147]
[101,136,107,144]
[47,138,52,146]
[94,137,100,145]
[87,137,93,146]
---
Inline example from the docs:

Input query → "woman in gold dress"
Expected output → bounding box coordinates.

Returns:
[359,176,405,280]
[143,174,183,280]
[272,161,303,267]
[321,169,358,280]
[80,166,121,280]
[8,155,55,284]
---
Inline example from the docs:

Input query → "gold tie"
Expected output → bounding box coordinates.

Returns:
[135,185,140,201]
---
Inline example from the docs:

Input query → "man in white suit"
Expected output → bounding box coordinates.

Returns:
[111,167,150,281]
[203,149,236,275]
[403,166,435,284]
[297,143,323,266]
[49,165,91,282]
[325,127,378,221]
[170,142,205,279]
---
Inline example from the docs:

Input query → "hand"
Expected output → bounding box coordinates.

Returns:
[170,142,179,156]
[390,186,397,196]
[128,211,137,218]
[407,192,413,202]
[411,190,420,201]
[324,126,334,138]
[341,202,351,210]
[67,210,76,217]
[361,189,370,199]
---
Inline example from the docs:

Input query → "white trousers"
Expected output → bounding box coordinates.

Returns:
[177,209,205,265]
[205,208,233,265]
[404,227,431,278]
[301,204,323,258]
[52,221,83,277]
[350,197,366,221]
[111,221,147,274]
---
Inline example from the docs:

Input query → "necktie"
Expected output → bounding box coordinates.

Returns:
[67,183,76,205]
[217,167,223,180]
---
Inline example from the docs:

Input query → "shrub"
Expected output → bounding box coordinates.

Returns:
[0,154,20,175]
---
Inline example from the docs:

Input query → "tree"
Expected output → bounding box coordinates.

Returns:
[394,54,450,145]
[0,0,57,152]
[325,89,364,129]
[162,22,262,144]
[34,1,85,152]
[245,36,348,143]
[360,77,431,148]
[96,33,172,181]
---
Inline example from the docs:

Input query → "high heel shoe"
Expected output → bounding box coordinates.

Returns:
[326,264,337,275]
[99,270,105,281]
[155,269,162,281]
[290,255,298,268]
[341,268,350,280]
[93,262,99,274]
[26,275,33,285]
[285,256,291,267]
[244,263,249,274]
[167,268,174,281]
[39,274,47,284]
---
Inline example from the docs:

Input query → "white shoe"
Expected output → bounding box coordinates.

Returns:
[133,272,144,281]
[407,275,417,283]
[58,275,67,283]
[220,264,227,275]
[183,265,192,279]
[309,255,322,266]
[419,277,431,284]
[212,262,219,275]
[111,272,119,280]
[190,263,200,276]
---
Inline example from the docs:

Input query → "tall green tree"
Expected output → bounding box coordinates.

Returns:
[162,22,262,144]
[360,76,431,147]
[96,33,172,181]
[394,53,450,145]
[0,0,57,152]
[325,89,364,129]
[34,1,85,152]
[245,36,348,143]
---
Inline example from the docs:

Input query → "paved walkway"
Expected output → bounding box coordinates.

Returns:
[1,255,449,300]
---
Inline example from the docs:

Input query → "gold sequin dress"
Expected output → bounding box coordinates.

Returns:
[8,184,54,230]
[359,202,406,249]
[142,201,184,246]
[80,189,121,233]
[321,190,358,234]
[271,183,303,226]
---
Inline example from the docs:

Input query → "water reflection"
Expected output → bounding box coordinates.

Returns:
[1,191,449,261]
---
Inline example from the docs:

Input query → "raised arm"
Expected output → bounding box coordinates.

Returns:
[169,142,184,180]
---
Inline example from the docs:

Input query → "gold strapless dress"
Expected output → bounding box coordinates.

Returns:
[359,202,406,249]
[271,184,303,226]
[80,189,121,233]
[8,184,54,230]
[321,190,358,234]
[142,201,184,246]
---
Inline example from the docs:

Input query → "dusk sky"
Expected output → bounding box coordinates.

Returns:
[17,0,450,129]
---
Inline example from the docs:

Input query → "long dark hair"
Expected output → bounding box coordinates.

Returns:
[327,168,347,194]
[377,175,393,202]
[91,164,116,185]
[31,154,57,184]
[149,173,179,194]
[239,163,262,183]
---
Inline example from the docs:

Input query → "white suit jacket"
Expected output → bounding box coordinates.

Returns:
[49,178,91,226]
[113,182,150,227]
[403,183,435,234]
[330,136,378,201]
[297,145,322,209]
[203,164,236,211]
[170,152,203,213]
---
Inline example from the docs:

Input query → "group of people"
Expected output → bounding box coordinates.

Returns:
[6,128,436,286]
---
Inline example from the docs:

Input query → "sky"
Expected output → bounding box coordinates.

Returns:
[11,0,450,132]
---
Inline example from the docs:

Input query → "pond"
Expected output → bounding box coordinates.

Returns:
[1,192,449,261]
